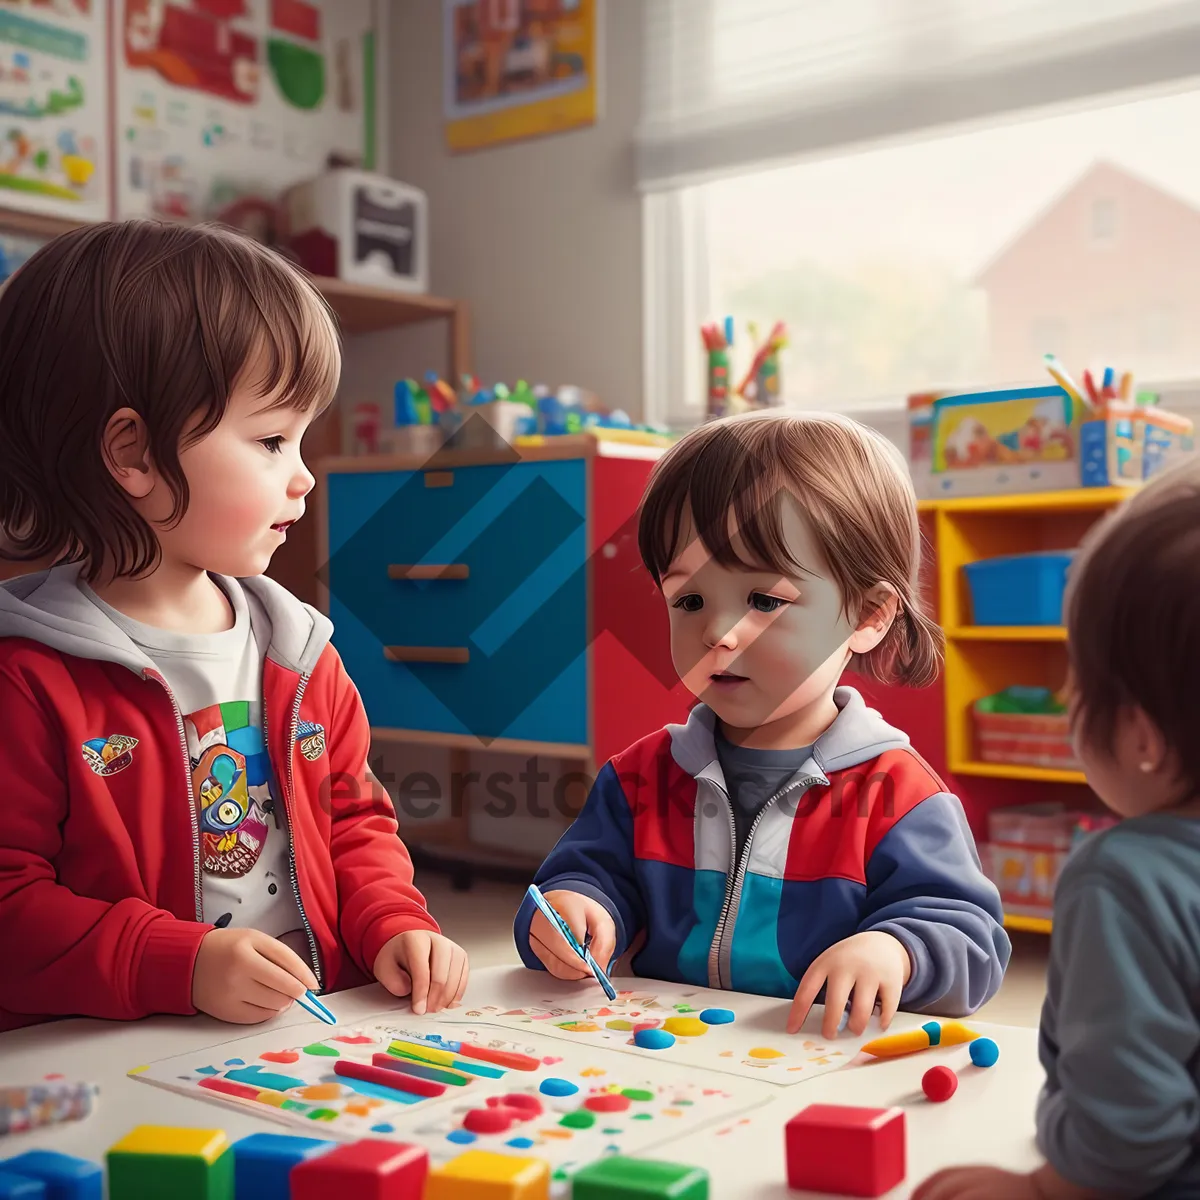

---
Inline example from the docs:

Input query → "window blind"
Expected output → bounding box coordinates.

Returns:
[637,0,1200,190]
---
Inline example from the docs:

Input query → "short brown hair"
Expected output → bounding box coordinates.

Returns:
[1066,458,1200,790]
[638,411,943,688]
[0,219,340,581]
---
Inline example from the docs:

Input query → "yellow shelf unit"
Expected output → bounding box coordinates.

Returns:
[946,626,1066,642]
[1003,913,1053,934]
[926,487,1135,784]
[951,761,1087,785]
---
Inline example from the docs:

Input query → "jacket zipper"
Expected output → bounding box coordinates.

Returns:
[147,670,203,922]
[708,773,823,989]
[264,674,323,990]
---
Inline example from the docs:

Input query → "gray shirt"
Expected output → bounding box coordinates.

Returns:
[1037,814,1200,1197]
[714,731,813,869]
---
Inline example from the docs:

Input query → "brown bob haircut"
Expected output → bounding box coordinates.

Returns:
[638,410,943,688]
[0,219,340,582]
[1066,456,1200,790]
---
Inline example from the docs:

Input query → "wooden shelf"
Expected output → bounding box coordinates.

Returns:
[1003,913,1053,934]
[0,206,464,338]
[947,626,1067,642]
[315,275,462,335]
[951,760,1086,785]
[370,726,592,761]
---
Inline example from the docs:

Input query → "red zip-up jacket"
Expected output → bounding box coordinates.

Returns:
[0,565,440,1032]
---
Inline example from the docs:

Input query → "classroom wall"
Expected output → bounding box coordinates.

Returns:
[385,0,646,418]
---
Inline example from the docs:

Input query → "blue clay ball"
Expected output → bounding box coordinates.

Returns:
[969,1037,999,1068]
[539,1077,580,1097]
[699,1007,735,1025]
[634,1028,676,1050]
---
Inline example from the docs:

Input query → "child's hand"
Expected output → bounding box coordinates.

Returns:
[912,1166,1055,1199]
[528,890,616,981]
[372,930,469,1015]
[916,1164,1105,1200]
[192,927,318,1024]
[787,931,911,1037]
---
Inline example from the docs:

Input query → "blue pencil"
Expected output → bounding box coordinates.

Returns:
[296,990,337,1025]
[526,884,617,1001]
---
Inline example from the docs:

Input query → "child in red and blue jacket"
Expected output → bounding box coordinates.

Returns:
[515,412,1009,1037]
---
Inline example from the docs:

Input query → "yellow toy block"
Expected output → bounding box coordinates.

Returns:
[109,1126,229,1161]
[107,1126,233,1199]
[425,1149,550,1199]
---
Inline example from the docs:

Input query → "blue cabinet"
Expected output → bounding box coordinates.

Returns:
[324,457,589,746]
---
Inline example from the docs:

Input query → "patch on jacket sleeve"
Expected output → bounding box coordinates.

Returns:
[296,720,327,761]
[81,734,138,777]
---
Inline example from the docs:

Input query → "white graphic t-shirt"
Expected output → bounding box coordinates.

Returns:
[82,578,309,958]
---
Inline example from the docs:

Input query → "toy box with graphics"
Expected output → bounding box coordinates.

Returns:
[910,385,1085,499]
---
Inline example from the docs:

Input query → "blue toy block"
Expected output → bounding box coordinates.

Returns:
[0,1170,46,1199]
[231,1133,335,1200]
[0,1153,100,1200]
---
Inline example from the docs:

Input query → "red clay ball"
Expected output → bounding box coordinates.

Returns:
[922,1064,958,1102]
[463,1107,515,1134]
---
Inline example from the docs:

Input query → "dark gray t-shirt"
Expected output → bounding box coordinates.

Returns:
[1037,813,1200,1197]
[714,730,812,869]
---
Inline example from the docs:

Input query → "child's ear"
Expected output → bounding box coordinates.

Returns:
[102,407,155,499]
[847,583,899,655]
[1128,706,1170,776]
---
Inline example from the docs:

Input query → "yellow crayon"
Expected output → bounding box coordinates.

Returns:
[860,1019,979,1058]
[388,1038,456,1066]
[1043,353,1084,405]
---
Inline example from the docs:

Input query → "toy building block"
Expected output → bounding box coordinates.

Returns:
[0,1170,46,1199]
[570,1154,709,1198]
[231,1133,334,1200]
[785,1105,905,1197]
[289,1139,428,1200]
[106,1126,233,1200]
[425,1149,550,1199]
[0,1151,102,1200]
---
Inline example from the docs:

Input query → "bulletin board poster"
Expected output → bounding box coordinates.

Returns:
[0,0,109,221]
[443,0,600,153]
[115,0,378,223]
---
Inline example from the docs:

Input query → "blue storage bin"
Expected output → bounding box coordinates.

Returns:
[963,551,1075,626]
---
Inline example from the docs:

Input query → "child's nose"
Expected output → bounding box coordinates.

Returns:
[289,463,315,498]
[703,616,739,651]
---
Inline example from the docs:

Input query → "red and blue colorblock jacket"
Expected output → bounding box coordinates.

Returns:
[515,688,1010,1013]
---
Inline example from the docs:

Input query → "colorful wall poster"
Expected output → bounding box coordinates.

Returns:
[0,0,109,220]
[115,0,378,223]
[443,0,599,153]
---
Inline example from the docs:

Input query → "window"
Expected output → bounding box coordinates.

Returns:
[640,2,1200,429]
[1089,197,1120,245]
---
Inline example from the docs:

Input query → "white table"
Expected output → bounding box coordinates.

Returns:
[0,965,1046,1197]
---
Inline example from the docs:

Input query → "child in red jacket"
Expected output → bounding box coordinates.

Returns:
[0,220,467,1032]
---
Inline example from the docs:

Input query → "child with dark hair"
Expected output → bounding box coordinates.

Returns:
[514,411,1009,1036]
[0,220,467,1032]
[916,458,1200,1200]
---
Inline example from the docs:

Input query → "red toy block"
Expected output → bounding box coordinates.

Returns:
[785,1104,905,1197]
[289,1139,428,1199]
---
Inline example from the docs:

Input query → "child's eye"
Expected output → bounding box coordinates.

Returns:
[672,594,704,612]
[259,436,285,454]
[750,593,789,613]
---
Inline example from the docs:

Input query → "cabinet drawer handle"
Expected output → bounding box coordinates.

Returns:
[384,645,470,664]
[425,471,454,489]
[388,563,470,581]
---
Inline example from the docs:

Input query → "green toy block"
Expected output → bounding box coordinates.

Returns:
[106,1127,233,1200]
[569,1155,709,1199]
